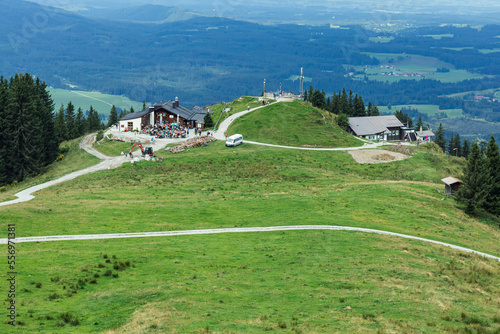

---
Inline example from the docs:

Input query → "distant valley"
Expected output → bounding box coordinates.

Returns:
[1,0,500,139]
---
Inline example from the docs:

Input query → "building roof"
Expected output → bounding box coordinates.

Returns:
[119,108,152,121]
[441,177,462,186]
[417,130,435,137]
[119,100,214,123]
[349,115,404,136]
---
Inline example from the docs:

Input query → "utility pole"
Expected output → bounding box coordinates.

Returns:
[263,79,266,95]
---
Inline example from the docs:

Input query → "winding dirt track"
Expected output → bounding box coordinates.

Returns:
[0,225,498,261]
[1,111,498,263]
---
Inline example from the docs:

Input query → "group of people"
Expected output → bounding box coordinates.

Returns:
[142,123,190,139]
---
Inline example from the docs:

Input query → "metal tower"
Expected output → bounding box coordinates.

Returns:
[300,67,304,96]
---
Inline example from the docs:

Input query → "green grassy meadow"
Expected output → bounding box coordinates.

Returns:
[378,104,464,119]
[93,140,136,157]
[211,96,267,127]
[49,88,145,116]
[350,53,483,83]
[1,123,500,332]
[227,100,362,148]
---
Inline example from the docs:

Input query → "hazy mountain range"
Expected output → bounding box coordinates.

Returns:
[24,0,500,25]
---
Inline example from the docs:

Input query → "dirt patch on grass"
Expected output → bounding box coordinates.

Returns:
[349,149,412,164]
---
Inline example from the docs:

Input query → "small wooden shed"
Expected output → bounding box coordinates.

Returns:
[441,177,462,195]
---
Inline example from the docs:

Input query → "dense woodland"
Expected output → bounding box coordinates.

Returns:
[0,73,113,186]
[458,135,500,218]
[2,0,499,111]
[0,74,58,186]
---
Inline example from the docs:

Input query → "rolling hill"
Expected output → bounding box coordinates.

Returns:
[1,99,499,332]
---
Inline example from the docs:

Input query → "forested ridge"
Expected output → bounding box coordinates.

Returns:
[1,0,499,109]
[0,73,111,186]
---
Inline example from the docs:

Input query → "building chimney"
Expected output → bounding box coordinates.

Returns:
[175,97,179,108]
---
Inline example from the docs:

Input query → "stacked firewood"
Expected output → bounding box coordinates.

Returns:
[165,136,217,153]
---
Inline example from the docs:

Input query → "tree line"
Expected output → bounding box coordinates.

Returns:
[457,135,500,217]
[0,73,130,186]
[0,74,59,186]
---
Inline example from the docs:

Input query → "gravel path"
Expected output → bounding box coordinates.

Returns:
[0,133,178,207]
[1,225,498,261]
[213,100,384,151]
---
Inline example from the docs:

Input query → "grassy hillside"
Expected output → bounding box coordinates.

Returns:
[2,141,500,333]
[0,137,100,203]
[227,100,362,148]
[210,96,266,127]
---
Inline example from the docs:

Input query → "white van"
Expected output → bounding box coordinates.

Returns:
[226,134,243,147]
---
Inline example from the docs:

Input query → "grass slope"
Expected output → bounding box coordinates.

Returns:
[211,96,265,127]
[0,137,100,203]
[10,232,500,333]
[2,140,500,333]
[227,100,362,148]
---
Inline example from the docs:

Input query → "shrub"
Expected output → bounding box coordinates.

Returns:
[48,293,60,301]
[96,131,104,142]
[278,320,287,329]
[35,282,42,288]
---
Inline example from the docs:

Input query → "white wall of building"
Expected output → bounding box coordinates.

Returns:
[119,118,142,132]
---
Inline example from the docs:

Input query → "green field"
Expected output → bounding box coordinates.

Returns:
[378,104,463,119]
[210,96,268,127]
[447,88,500,99]
[227,100,362,148]
[49,88,145,115]
[423,34,454,39]
[478,48,500,54]
[369,37,395,43]
[350,53,483,83]
[2,98,500,334]
[1,140,500,333]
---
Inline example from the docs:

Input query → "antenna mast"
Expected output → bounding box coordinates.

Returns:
[300,67,304,96]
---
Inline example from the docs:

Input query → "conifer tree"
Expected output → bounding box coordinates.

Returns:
[353,94,366,117]
[6,73,43,182]
[34,77,58,165]
[330,92,340,114]
[416,117,424,131]
[448,133,456,155]
[483,135,500,216]
[87,106,101,131]
[75,107,87,137]
[457,141,486,215]
[434,123,446,152]
[107,105,118,128]
[54,104,68,143]
[203,112,214,128]
[119,108,127,120]
[453,133,462,157]
[65,101,75,139]
[0,77,8,185]
[462,139,470,158]
[340,88,349,116]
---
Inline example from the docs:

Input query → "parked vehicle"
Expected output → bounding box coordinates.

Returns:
[226,134,243,147]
